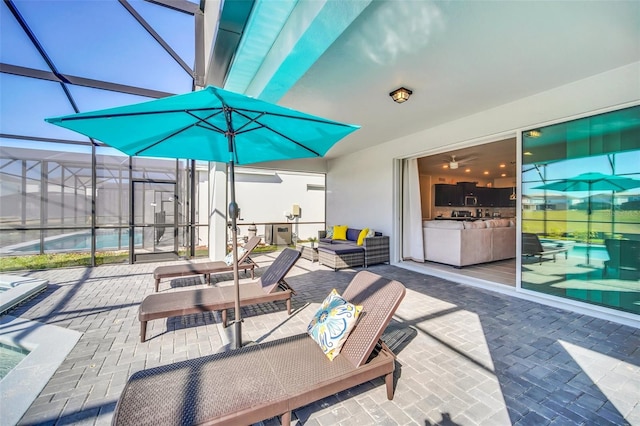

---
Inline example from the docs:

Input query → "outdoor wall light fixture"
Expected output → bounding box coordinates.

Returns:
[390,87,412,103]
[524,129,542,138]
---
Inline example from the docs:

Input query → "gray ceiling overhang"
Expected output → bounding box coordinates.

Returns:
[206,0,371,102]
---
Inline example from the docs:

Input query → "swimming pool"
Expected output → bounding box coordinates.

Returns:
[569,244,609,261]
[540,239,609,261]
[0,342,29,379]
[0,316,81,426]
[2,229,143,254]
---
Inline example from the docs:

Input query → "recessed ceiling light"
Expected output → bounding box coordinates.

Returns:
[483,171,489,175]
[443,164,448,169]
[499,164,506,168]
[465,168,471,173]
[501,173,506,177]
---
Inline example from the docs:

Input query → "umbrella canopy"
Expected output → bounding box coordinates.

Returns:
[46,86,359,348]
[46,86,358,164]
[534,172,640,193]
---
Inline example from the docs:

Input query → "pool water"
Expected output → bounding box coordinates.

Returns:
[7,229,143,254]
[0,343,29,379]
[569,244,609,261]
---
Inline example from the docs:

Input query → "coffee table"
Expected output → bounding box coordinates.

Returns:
[296,242,318,262]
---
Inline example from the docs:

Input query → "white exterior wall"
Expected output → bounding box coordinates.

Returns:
[209,166,325,259]
[326,149,394,235]
[209,162,228,261]
[326,62,640,262]
[234,168,325,242]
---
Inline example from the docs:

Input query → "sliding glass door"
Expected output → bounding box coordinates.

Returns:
[521,105,640,315]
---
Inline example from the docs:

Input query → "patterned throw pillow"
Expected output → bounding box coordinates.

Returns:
[366,228,375,238]
[307,289,362,361]
[224,247,246,266]
[325,227,334,239]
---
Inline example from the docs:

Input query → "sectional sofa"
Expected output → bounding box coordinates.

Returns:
[422,218,515,267]
[317,228,390,270]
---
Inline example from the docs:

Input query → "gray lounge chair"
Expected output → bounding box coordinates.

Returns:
[152,236,261,292]
[139,248,301,342]
[113,270,406,426]
[522,233,569,264]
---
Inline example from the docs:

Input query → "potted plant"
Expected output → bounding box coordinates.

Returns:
[308,236,317,248]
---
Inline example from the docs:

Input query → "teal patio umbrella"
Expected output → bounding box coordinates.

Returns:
[534,172,640,265]
[534,172,640,193]
[46,85,359,348]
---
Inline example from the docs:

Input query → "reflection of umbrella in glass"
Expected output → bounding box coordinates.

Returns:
[534,172,640,264]
[46,86,359,348]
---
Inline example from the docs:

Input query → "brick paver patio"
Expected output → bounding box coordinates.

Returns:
[3,252,639,425]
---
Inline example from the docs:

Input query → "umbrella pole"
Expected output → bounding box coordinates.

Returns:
[225,108,242,350]
[229,158,241,349]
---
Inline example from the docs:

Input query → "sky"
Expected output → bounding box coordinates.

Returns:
[0,0,195,143]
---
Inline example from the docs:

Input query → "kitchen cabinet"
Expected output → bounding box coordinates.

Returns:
[458,181,477,196]
[434,184,463,206]
[475,187,496,207]
[497,187,516,207]
[436,184,516,208]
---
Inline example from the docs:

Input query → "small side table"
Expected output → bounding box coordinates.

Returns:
[296,242,318,262]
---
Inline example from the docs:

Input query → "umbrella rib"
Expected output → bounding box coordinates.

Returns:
[233,107,354,128]
[240,124,321,157]
[133,111,224,156]
[232,110,267,134]
[52,107,224,122]
[232,109,321,157]
[185,110,227,134]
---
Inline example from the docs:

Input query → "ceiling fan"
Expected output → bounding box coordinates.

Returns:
[445,154,476,169]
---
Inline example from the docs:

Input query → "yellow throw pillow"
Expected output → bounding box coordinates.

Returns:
[333,225,348,240]
[357,228,369,246]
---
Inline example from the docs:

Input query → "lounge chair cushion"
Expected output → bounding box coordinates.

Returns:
[307,289,362,360]
[223,247,246,265]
